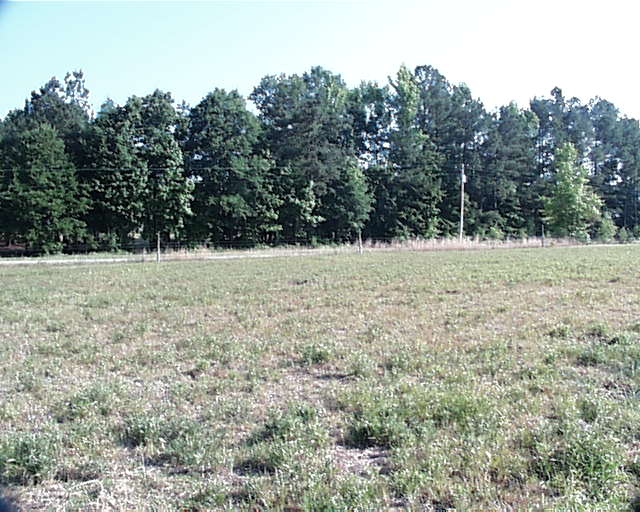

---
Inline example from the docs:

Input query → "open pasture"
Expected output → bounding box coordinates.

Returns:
[1,245,640,510]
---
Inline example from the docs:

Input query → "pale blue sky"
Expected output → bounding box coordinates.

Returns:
[1,0,639,119]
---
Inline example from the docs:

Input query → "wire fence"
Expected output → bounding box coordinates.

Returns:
[0,235,583,261]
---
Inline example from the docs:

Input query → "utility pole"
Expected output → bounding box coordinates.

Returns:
[153,169,161,264]
[459,162,466,242]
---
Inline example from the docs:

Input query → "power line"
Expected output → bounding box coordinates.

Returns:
[0,166,275,174]
[0,162,445,174]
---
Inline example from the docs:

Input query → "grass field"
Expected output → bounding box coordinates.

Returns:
[1,245,640,511]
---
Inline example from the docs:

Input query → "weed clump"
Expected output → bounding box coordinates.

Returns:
[344,384,492,449]
[0,432,59,485]
[119,412,212,467]
[184,485,228,510]
[548,324,571,339]
[585,323,610,341]
[249,403,320,445]
[576,346,608,367]
[54,460,102,482]
[53,383,114,422]
[300,343,333,366]
[238,404,329,476]
[526,421,627,500]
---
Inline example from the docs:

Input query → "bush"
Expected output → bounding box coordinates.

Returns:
[596,213,617,243]
[617,226,631,243]
[486,225,505,241]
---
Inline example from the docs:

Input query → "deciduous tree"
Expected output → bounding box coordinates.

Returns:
[0,124,87,253]
[181,89,281,244]
[544,143,602,239]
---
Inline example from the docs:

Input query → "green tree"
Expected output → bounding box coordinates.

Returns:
[251,67,372,241]
[347,81,391,168]
[347,82,396,240]
[0,72,92,249]
[544,143,602,240]
[412,65,487,234]
[0,124,87,253]
[135,91,193,242]
[616,118,640,230]
[317,160,371,240]
[82,100,148,246]
[479,103,540,235]
[588,102,640,232]
[181,89,281,244]
[83,91,193,246]
[530,88,594,181]
[1,72,92,166]
[377,65,442,238]
[588,99,622,222]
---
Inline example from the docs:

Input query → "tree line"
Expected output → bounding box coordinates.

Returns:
[0,66,638,254]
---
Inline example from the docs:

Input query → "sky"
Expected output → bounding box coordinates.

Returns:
[1,0,640,119]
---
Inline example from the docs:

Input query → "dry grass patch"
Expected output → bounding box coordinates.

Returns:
[1,245,640,509]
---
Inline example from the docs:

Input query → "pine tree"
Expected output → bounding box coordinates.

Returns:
[382,65,443,238]
[479,103,539,235]
[251,67,371,241]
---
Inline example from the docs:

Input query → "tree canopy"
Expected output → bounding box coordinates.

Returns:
[544,143,602,240]
[1,66,639,253]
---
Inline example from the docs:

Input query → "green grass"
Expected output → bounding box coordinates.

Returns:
[1,245,640,510]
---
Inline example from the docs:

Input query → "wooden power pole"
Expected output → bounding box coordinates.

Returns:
[459,163,466,243]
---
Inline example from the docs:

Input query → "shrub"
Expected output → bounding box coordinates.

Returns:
[486,225,505,241]
[617,226,631,243]
[596,213,617,243]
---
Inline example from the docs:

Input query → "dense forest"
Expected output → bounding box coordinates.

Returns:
[0,66,638,254]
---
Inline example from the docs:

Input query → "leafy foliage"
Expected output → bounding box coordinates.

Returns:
[181,89,281,243]
[0,124,87,253]
[3,67,640,252]
[544,143,602,239]
[251,67,372,241]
